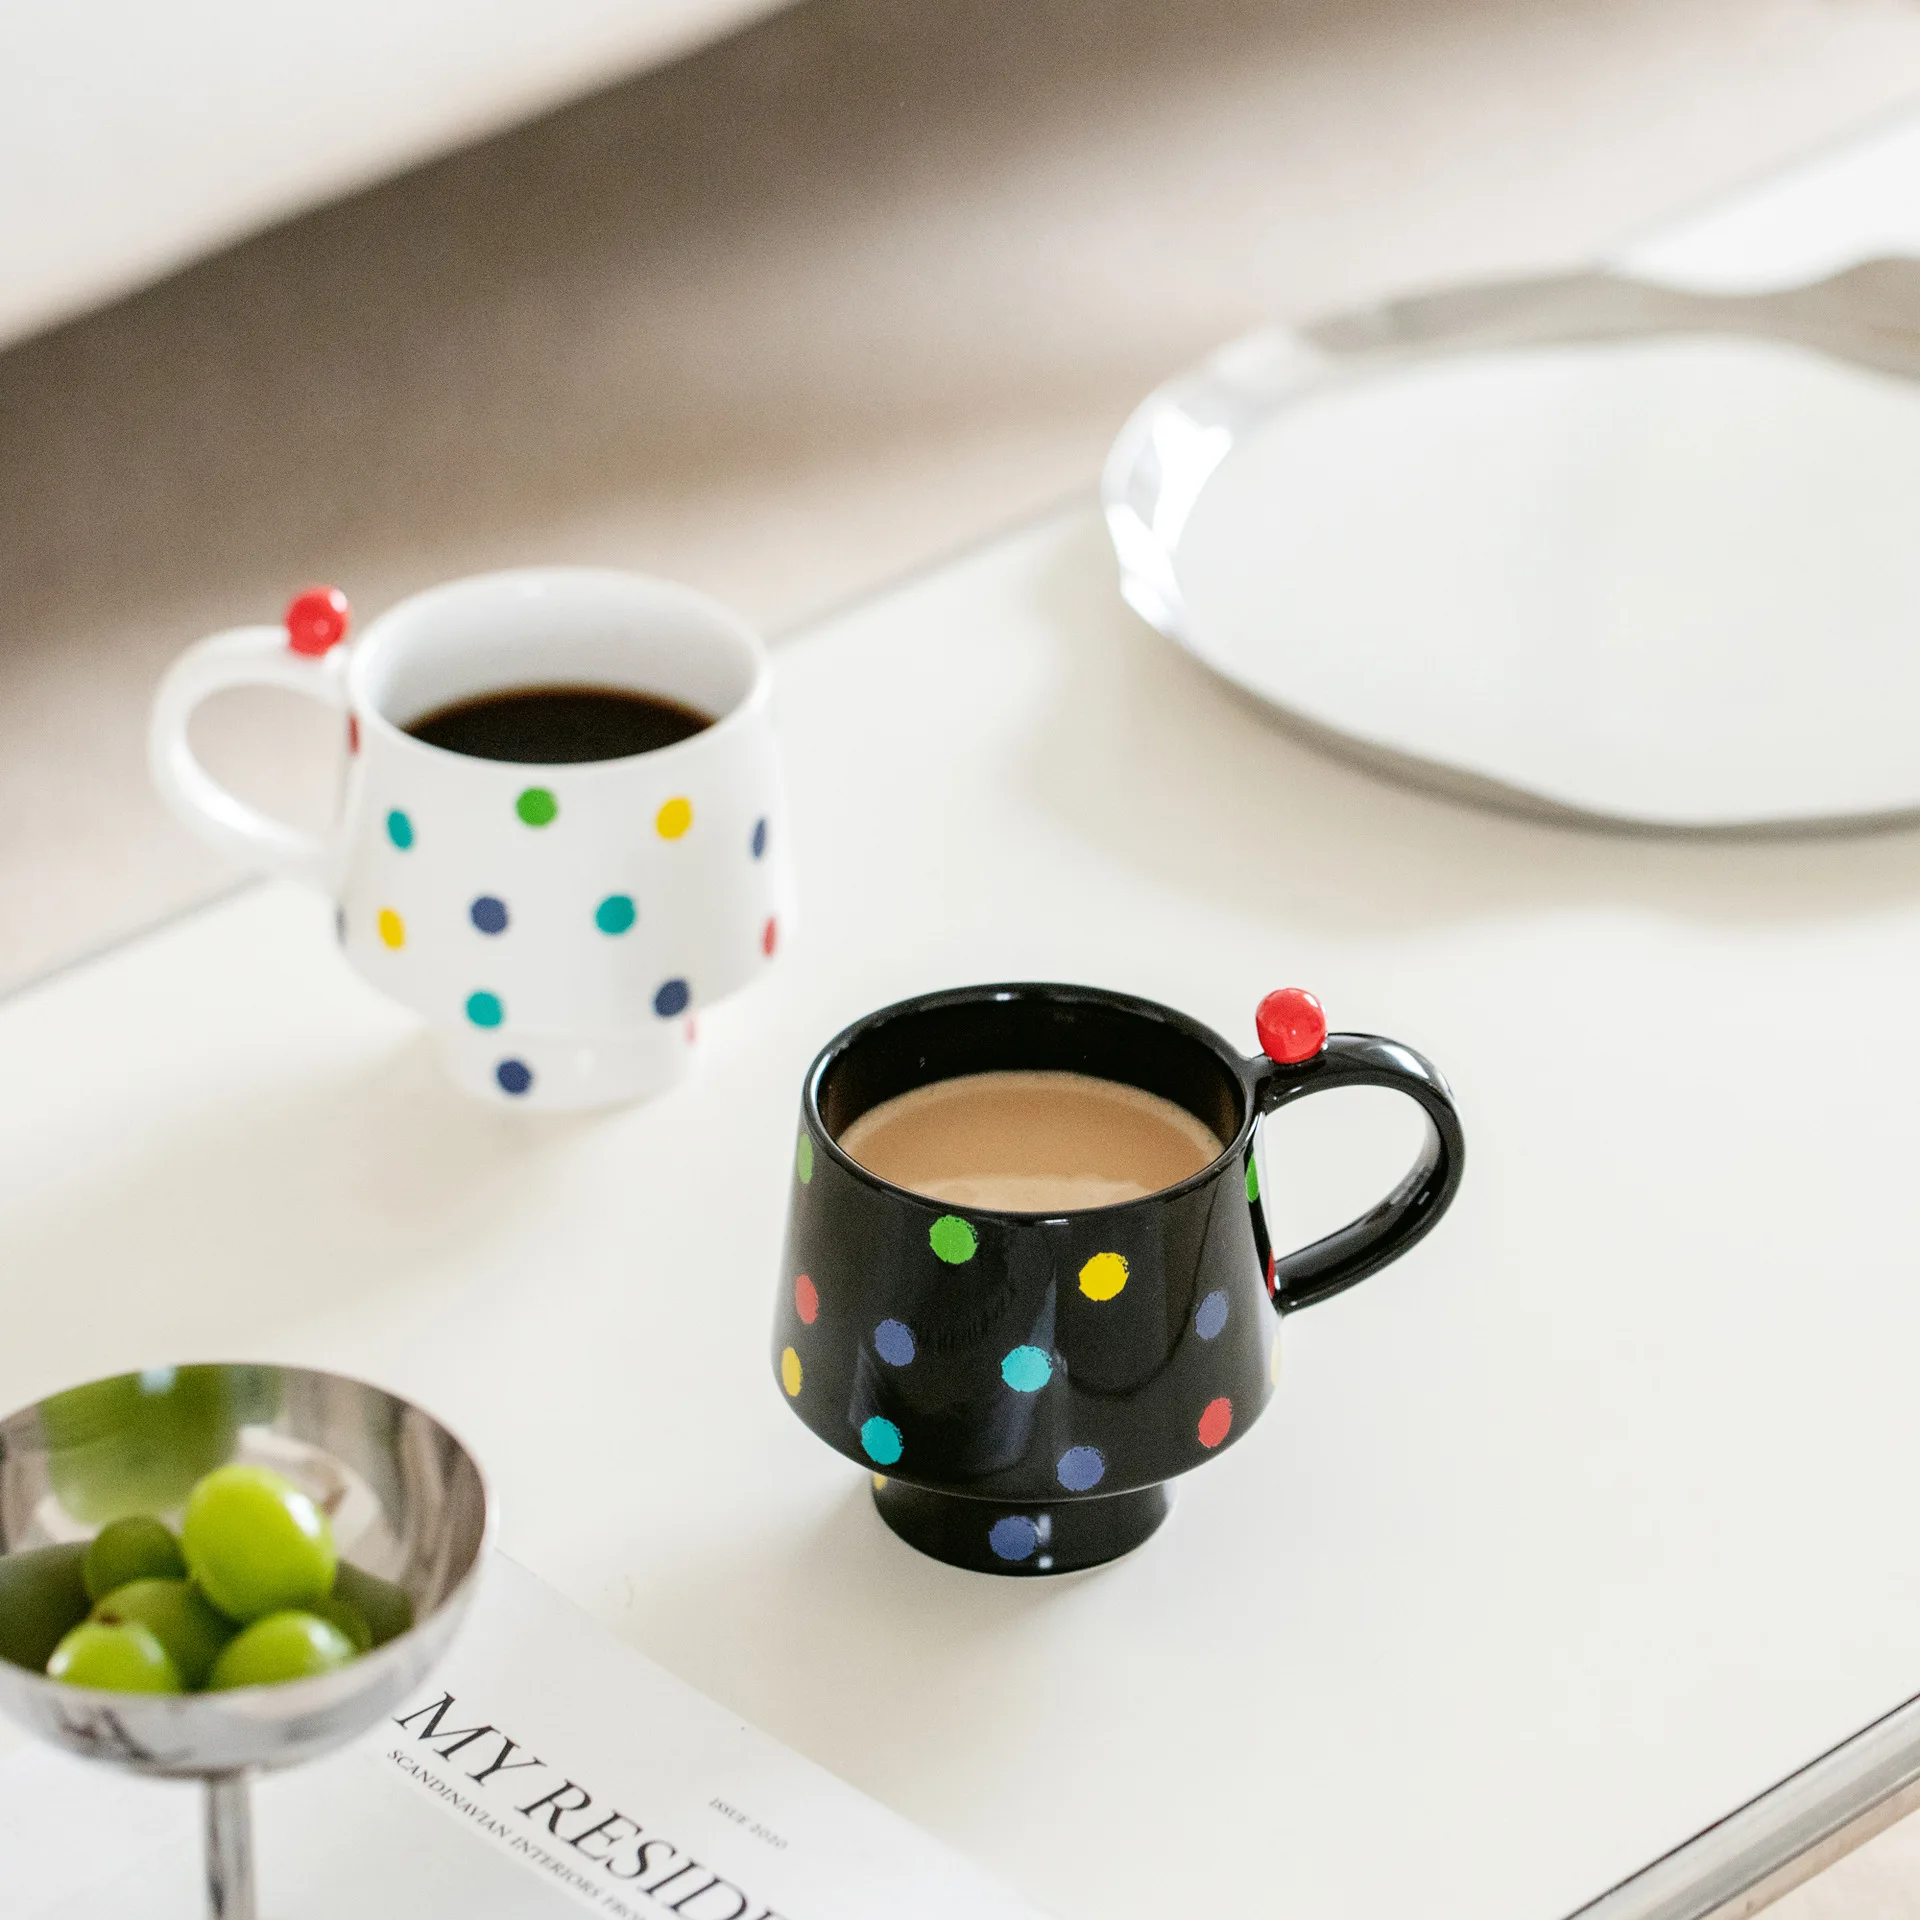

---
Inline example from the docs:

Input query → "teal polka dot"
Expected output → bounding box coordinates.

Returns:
[860,1417,903,1466]
[1001,1346,1052,1393]
[386,809,414,850]
[465,991,503,1028]
[929,1216,976,1264]
[595,893,636,935]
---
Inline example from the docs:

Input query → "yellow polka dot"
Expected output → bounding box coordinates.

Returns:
[656,796,693,839]
[780,1347,802,1397]
[1270,1338,1284,1387]
[377,908,405,949]
[871,1473,888,1490]
[1078,1251,1129,1301]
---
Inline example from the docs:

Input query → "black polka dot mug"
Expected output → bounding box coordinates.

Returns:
[772,982,1464,1574]
[149,570,793,1107]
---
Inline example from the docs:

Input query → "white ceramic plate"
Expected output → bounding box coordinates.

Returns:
[1103,267,1920,831]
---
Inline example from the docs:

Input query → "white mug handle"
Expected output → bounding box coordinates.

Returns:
[149,607,353,892]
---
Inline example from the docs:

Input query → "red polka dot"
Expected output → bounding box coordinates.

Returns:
[684,1016,698,1043]
[1197,1397,1233,1449]
[347,713,360,754]
[285,586,350,656]
[1265,1250,1277,1293]
[795,1274,818,1324]
[762,916,778,957]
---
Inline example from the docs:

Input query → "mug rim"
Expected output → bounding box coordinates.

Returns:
[802,980,1259,1221]
[344,565,771,774]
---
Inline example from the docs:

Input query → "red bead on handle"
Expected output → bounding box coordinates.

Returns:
[1256,988,1327,1066]
[285,586,350,656]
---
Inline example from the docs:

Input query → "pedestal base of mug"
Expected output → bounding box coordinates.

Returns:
[870,1476,1172,1575]
[430,1019,697,1110]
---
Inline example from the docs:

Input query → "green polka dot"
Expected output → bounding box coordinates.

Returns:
[929,1215,977,1264]
[465,991,503,1028]
[795,1134,814,1184]
[516,787,558,827]
[1245,1157,1260,1203]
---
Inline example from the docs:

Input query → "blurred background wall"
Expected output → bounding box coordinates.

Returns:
[3,0,1919,990]
[0,0,802,348]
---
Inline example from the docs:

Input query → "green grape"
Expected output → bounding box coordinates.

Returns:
[0,1543,91,1673]
[90,1579,234,1690]
[207,1611,356,1690]
[330,1560,414,1647]
[222,1367,282,1428]
[47,1619,183,1692]
[83,1517,187,1603]
[182,1465,336,1623]
[306,1593,373,1656]
[41,1368,238,1524]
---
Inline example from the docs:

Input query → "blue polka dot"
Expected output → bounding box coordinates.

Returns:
[470,895,508,935]
[860,1417,902,1466]
[595,893,636,935]
[466,991,503,1028]
[386,809,414,850]
[751,818,768,859]
[874,1319,916,1367]
[1000,1346,1052,1393]
[1057,1445,1106,1492]
[333,908,346,945]
[495,1059,533,1096]
[1195,1290,1229,1340]
[653,977,691,1018]
[988,1516,1040,1562]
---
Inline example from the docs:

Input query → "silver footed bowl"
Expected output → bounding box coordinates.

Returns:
[0,1363,488,1775]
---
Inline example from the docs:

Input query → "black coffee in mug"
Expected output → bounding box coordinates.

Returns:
[405,684,713,764]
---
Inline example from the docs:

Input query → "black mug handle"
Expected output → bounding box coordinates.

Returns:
[1245,990,1465,1314]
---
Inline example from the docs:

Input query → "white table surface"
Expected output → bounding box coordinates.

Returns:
[7,499,1920,1918]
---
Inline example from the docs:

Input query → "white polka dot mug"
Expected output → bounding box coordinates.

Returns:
[150,569,794,1107]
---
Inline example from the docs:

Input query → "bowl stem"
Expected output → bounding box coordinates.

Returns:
[205,1772,256,1920]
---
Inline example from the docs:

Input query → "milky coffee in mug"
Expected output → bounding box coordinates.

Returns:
[840,1070,1224,1212]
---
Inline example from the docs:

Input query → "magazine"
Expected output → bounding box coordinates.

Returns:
[2,1551,1047,1918]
